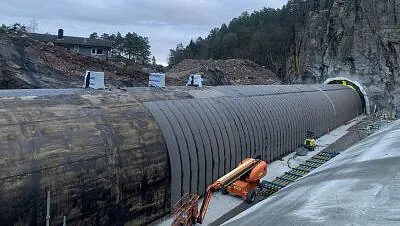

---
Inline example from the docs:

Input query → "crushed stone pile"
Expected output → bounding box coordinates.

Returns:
[167,59,281,86]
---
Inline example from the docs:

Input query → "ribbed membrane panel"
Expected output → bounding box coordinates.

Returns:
[145,85,362,204]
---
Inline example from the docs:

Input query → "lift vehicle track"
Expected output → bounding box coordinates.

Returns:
[259,152,340,197]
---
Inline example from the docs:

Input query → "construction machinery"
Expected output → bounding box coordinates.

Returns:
[304,131,316,151]
[172,157,267,226]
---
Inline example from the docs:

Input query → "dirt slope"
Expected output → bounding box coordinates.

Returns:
[0,33,148,89]
[0,33,281,89]
[167,59,281,86]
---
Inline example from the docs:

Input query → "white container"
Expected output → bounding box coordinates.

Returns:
[186,74,203,87]
[149,73,166,88]
[83,71,105,89]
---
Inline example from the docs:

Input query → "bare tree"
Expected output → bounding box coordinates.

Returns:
[28,18,38,33]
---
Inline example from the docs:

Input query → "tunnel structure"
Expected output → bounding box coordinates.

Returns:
[146,85,363,204]
[324,77,370,114]
[0,85,362,225]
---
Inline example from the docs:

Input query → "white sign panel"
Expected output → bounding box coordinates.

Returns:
[186,74,203,87]
[83,71,105,89]
[149,73,166,88]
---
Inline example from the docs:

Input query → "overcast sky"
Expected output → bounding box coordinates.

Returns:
[0,0,287,65]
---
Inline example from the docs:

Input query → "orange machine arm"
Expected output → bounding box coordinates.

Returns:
[196,158,261,224]
[197,182,222,224]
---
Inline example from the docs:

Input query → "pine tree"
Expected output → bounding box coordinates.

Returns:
[166,0,313,78]
[87,31,151,61]
[89,32,99,39]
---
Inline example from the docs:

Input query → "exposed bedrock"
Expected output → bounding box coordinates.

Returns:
[291,0,400,116]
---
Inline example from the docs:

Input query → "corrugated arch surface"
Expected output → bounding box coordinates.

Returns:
[145,85,362,204]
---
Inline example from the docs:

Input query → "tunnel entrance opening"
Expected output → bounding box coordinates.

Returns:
[324,77,369,114]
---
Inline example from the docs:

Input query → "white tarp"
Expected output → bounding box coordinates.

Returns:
[83,71,105,89]
[149,73,166,88]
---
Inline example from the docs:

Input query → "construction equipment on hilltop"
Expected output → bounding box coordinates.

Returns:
[172,157,267,226]
[303,131,316,151]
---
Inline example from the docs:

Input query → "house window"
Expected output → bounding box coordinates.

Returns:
[91,48,104,55]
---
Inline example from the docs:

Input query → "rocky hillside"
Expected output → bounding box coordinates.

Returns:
[0,32,280,89]
[171,0,400,116]
[167,59,281,86]
[290,0,400,116]
[0,33,149,89]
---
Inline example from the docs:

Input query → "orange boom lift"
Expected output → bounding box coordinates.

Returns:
[172,157,267,225]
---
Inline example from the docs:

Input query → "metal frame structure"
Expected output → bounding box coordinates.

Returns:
[145,85,362,204]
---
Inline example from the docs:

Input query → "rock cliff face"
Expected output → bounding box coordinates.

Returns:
[292,0,400,116]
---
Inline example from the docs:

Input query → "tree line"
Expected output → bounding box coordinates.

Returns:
[89,31,152,65]
[0,23,29,34]
[168,0,320,81]
[0,20,39,34]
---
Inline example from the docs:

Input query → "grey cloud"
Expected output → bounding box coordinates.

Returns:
[1,0,286,25]
[0,0,287,64]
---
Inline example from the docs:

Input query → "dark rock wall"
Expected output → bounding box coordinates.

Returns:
[291,0,400,116]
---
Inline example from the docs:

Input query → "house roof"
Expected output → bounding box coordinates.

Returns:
[29,33,112,49]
